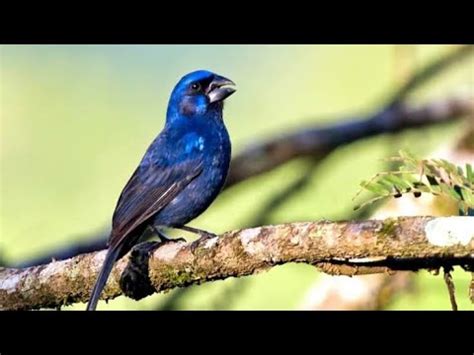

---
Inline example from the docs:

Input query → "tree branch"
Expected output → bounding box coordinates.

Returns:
[1,216,472,310]
[443,266,458,311]
[225,94,473,187]
[385,45,473,106]
[225,45,473,188]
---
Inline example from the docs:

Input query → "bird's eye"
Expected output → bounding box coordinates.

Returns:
[191,83,201,91]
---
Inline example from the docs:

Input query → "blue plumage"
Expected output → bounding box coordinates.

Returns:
[86,70,235,310]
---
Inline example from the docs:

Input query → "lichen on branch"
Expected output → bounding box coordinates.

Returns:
[1,216,472,310]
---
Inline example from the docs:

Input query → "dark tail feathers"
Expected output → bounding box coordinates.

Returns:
[86,246,122,311]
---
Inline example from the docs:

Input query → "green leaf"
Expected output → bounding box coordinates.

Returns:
[440,159,458,175]
[384,174,413,190]
[424,165,438,177]
[466,164,473,183]
[364,182,390,195]
[460,188,474,207]
[440,185,462,201]
[353,196,386,210]
[399,149,418,162]
[354,149,474,213]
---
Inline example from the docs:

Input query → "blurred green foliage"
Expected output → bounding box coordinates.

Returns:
[355,150,474,214]
[1,45,472,310]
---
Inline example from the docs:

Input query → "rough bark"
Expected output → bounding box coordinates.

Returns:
[1,216,472,310]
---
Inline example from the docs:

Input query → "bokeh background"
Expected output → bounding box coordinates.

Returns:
[1,45,472,310]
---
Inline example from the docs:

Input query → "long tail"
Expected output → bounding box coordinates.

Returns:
[86,246,122,311]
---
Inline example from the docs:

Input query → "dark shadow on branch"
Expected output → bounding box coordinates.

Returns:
[12,233,108,268]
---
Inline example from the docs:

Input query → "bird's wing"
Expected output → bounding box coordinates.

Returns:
[108,156,203,250]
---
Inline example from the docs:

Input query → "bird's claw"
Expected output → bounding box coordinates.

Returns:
[173,237,187,243]
[189,232,217,253]
[158,234,187,245]
[131,241,161,256]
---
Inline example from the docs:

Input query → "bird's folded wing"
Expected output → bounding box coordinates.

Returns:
[108,158,204,250]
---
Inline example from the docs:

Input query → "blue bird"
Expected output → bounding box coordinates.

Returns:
[86,70,236,310]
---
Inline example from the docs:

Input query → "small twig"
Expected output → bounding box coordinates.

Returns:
[386,45,473,106]
[469,273,474,304]
[226,45,473,188]
[226,95,473,188]
[443,266,458,311]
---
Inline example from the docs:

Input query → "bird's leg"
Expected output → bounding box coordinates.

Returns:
[151,225,186,244]
[175,225,217,239]
[137,226,157,243]
[174,226,218,252]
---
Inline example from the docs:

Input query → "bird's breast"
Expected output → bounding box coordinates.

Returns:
[153,125,231,226]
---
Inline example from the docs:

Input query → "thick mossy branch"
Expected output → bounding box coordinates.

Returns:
[1,216,473,310]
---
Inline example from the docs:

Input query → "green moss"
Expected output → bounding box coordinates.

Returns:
[155,264,201,288]
[378,218,398,238]
[163,268,192,285]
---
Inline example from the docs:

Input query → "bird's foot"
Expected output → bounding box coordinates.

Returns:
[189,232,218,253]
[172,226,218,252]
[158,233,187,244]
[175,226,217,239]
[162,235,187,244]
[120,241,159,300]
[134,241,162,255]
[154,227,187,244]
[121,234,188,299]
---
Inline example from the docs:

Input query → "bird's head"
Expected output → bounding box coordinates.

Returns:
[166,70,236,124]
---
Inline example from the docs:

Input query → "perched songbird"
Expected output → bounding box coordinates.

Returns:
[86,70,236,310]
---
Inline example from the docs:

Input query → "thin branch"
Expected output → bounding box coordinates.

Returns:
[386,45,473,106]
[443,266,458,311]
[226,45,473,188]
[1,216,472,310]
[225,95,473,187]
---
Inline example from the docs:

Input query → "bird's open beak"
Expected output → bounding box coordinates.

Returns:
[207,75,236,103]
